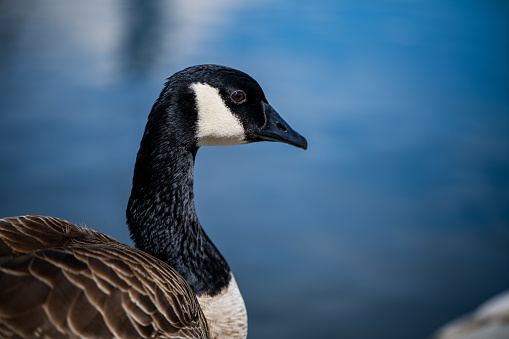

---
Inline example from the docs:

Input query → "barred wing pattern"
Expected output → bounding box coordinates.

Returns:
[0,216,210,339]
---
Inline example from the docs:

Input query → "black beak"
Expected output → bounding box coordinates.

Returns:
[253,103,308,150]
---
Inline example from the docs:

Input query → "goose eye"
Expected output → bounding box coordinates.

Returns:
[230,90,246,104]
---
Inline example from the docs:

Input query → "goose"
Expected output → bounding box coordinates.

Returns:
[0,64,307,339]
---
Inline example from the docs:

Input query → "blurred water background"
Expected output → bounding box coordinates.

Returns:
[1,1,508,338]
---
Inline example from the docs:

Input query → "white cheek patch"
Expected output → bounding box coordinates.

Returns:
[191,82,246,146]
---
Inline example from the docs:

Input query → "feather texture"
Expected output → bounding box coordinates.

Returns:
[0,215,210,339]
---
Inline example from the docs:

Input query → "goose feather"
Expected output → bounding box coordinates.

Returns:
[0,215,209,339]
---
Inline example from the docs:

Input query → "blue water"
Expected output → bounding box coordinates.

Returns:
[1,1,508,338]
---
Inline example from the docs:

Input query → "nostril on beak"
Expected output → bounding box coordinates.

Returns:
[275,121,288,133]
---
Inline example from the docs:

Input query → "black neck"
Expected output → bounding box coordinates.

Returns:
[126,97,230,296]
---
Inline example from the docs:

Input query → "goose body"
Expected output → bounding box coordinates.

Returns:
[0,65,307,339]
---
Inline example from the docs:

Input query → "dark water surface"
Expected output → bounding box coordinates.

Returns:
[1,1,509,338]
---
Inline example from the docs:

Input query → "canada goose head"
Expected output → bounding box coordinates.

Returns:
[149,64,307,151]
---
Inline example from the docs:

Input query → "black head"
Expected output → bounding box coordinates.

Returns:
[154,64,307,150]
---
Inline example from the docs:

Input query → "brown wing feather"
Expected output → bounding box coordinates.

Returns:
[0,215,210,339]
